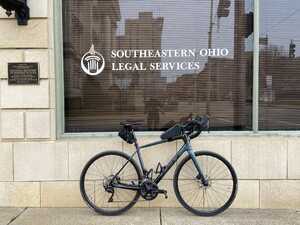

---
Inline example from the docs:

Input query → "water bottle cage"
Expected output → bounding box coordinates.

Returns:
[146,169,154,180]
[155,162,166,175]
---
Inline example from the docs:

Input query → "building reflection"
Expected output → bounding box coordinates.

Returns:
[259,38,300,129]
[113,12,165,114]
[62,0,300,132]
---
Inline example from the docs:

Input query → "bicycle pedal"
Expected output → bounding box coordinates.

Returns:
[158,189,168,199]
[108,195,113,202]
[108,192,115,202]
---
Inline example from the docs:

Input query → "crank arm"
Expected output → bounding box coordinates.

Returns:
[158,189,168,199]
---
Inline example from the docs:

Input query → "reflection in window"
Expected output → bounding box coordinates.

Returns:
[63,0,253,132]
[259,0,300,130]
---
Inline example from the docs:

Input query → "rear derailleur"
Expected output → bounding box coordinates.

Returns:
[103,175,119,202]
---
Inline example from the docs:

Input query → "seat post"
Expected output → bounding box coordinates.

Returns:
[132,131,138,146]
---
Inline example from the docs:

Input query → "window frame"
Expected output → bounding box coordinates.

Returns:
[55,0,300,138]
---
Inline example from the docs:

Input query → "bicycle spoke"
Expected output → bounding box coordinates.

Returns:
[210,163,230,180]
[175,152,237,216]
[179,162,197,179]
[81,152,140,214]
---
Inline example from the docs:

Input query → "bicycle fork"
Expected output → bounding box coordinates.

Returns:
[185,138,209,186]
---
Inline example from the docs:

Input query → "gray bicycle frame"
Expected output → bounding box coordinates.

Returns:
[112,133,207,191]
[134,133,206,184]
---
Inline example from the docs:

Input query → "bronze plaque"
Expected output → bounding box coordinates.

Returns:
[8,63,39,85]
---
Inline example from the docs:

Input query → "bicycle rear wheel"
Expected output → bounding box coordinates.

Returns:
[173,151,238,216]
[80,151,142,216]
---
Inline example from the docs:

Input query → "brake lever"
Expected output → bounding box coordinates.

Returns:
[194,116,210,134]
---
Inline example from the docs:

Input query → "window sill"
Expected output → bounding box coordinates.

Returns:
[59,130,300,139]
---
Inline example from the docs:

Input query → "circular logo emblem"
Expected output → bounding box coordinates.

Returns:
[81,44,105,76]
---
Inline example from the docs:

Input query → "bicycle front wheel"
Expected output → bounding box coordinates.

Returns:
[173,151,238,216]
[80,151,142,216]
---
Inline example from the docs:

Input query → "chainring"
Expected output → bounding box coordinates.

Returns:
[140,179,159,201]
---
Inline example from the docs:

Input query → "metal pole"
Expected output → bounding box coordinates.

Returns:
[253,0,260,132]
[206,0,214,115]
[208,0,214,49]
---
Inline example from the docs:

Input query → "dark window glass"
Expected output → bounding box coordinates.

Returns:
[62,0,253,132]
[259,0,300,130]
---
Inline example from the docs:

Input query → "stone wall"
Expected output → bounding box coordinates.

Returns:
[1,136,300,208]
[0,0,55,141]
[0,0,300,209]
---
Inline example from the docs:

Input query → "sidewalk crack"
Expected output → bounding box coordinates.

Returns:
[7,207,28,225]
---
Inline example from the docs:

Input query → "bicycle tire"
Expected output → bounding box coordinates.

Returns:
[173,151,238,216]
[80,150,142,216]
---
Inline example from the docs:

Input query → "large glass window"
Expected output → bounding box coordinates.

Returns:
[259,0,300,130]
[62,0,253,132]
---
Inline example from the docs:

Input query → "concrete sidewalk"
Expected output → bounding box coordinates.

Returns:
[1,208,300,225]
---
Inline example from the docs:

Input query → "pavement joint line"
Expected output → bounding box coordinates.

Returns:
[159,208,162,225]
[7,207,28,225]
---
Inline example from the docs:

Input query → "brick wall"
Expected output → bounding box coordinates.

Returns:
[0,0,300,209]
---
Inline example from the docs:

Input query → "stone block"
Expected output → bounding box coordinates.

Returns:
[0,111,24,139]
[231,180,259,208]
[24,50,49,78]
[41,181,84,207]
[0,80,49,108]
[232,137,287,179]
[190,138,232,162]
[124,136,177,179]
[0,50,23,78]
[149,180,181,208]
[0,182,40,207]
[0,143,13,181]
[287,138,300,179]
[68,138,122,180]
[25,111,51,139]
[14,142,68,181]
[260,180,300,209]
[28,0,49,17]
[0,19,48,48]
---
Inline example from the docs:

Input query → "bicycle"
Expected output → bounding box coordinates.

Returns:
[80,116,238,216]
